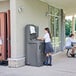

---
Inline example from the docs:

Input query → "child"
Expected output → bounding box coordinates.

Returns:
[65,34,76,57]
[38,27,54,66]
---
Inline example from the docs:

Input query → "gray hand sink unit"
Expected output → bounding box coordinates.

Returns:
[25,24,45,67]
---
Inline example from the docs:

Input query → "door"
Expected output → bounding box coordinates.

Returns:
[50,16,61,52]
[7,10,11,58]
[0,13,7,61]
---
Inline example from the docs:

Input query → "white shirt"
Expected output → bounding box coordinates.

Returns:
[65,37,76,46]
[0,38,2,45]
[43,33,51,43]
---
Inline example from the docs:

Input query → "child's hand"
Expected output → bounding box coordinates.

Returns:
[37,37,44,41]
[37,37,41,40]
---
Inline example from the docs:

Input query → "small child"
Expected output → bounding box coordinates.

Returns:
[38,28,54,66]
[65,34,76,57]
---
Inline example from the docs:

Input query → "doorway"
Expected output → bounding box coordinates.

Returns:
[50,16,61,53]
[0,10,11,64]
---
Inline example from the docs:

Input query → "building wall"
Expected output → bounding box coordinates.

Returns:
[0,1,10,12]
[11,0,49,58]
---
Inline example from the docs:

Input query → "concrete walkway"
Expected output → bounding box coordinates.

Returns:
[0,52,76,76]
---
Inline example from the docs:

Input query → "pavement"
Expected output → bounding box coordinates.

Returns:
[0,51,76,76]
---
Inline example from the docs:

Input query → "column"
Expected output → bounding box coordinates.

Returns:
[60,9,65,51]
[8,0,25,68]
[72,15,75,34]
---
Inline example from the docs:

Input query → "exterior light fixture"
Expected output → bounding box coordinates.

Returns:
[18,7,23,13]
[45,12,51,16]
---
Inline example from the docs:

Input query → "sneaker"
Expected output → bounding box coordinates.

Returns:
[48,64,52,66]
[72,54,75,57]
[43,62,48,65]
[70,53,75,57]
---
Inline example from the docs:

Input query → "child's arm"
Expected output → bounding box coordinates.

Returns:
[37,37,45,41]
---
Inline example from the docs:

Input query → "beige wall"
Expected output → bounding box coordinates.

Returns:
[16,0,48,36]
[12,0,49,58]
[0,1,10,12]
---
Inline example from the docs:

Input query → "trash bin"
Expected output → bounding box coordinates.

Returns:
[25,24,45,66]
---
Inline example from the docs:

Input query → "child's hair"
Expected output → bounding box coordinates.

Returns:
[44,27,51,39]
[69,34,74,37]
